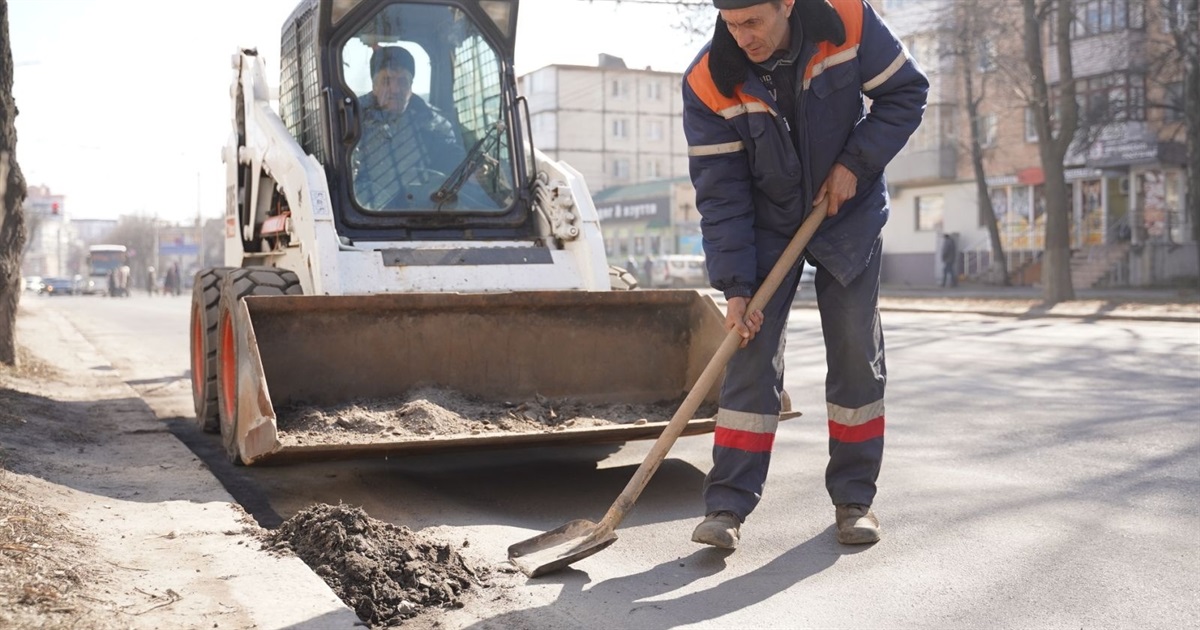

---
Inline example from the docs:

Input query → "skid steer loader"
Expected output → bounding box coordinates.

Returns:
[189,0,778,466]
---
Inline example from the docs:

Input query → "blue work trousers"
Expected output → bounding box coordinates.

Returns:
[703,235,887,520]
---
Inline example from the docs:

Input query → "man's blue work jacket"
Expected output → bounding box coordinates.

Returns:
[682,0,929,298]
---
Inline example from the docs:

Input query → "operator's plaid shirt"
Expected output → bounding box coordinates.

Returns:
[352,104,431,210]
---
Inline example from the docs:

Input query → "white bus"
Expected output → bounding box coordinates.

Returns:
[85,244,128,296]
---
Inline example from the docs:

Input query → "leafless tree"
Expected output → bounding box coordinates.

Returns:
[104,215,162,278]
[1156,0,1200,282]
[942,0,1021,285]
[1023,0,1078,302]
[584,0,714,39]
[1,0,28,367]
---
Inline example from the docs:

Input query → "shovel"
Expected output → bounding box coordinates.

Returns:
[507,202,827,577]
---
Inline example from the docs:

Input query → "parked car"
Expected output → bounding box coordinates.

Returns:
[23,275,44,293]
[40,276,82,296]
[647,255,708,288]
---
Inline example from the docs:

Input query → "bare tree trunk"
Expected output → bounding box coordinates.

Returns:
[1186,0,1200,289]
[1023,0,1077,303]
[1,0,29,367]
[955,0,1011,286]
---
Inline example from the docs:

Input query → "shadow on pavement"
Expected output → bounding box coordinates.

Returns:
[462,527,849,630]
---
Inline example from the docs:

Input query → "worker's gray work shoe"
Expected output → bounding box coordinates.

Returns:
[691,511,741,549]
[835,504,881,545]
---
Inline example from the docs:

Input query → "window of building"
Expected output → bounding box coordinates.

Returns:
[612,119,629,139]
[977,39,996,73]
[646,119,664,141]
[613,158,630,179]
[1165,82,1184,122]
[645,81,662,101]
[916,195,944,232]
[1068,0,1146,39]
[987,187,1009,227]
[645,160,661,179]
[1163,0,1189,33]
[1011,185,1032,225]
[974,113,997,148]
[1080,72,1146,123]
[611,79,629,98]
[1025,107,1039,143]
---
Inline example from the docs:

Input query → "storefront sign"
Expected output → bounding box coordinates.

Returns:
[595,197,669,223]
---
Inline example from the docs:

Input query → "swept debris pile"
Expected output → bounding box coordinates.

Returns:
[262,503,489,628]
[277,386,717,446]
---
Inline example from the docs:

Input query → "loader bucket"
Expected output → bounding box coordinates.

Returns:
[222,290,733,465]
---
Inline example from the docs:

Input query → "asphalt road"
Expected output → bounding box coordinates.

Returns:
[31,291,1200,629]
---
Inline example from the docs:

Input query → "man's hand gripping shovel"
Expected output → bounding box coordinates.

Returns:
[507,202,827,577]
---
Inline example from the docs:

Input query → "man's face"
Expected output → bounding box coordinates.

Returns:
[372,66,413,113]
[720,0,794,64]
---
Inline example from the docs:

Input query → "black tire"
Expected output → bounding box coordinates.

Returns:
[190,267,234,433]
[215,267,303,464]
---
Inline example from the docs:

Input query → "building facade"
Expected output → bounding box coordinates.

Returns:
[20,184,78,279]
[519,54,689,193]
[882,0,1194,287]
[519,54,692,267]
[588,176,701,269]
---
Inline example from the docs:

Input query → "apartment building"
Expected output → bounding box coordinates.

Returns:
[883,0,1193,287]
[519,54,694,264]
[878,0,978,286]
[20,185,77,279]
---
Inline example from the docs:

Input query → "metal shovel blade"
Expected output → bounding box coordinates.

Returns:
[507,519,619,578]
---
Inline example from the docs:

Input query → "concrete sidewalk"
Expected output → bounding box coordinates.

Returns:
[795,283,1200,323]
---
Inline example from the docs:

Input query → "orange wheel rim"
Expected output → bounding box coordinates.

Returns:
[219,311,236,426]
[190,304,204,401]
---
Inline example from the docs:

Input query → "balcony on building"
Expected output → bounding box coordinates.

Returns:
[886,102,958,186]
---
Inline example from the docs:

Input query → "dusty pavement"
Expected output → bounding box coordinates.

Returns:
[1,287,1197,629]
[0,298,366,629]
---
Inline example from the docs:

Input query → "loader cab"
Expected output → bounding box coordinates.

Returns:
[281,0,530,241]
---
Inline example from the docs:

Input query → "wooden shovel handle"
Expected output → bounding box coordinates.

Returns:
[596,202,828,534]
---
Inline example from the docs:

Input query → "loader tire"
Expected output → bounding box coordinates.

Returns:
[215,267,303,464]
[190,267,234,433]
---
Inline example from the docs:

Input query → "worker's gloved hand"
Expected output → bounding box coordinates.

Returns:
[725,296,763,349]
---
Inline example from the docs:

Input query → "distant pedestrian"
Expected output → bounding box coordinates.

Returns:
[167,263,182,296]
[116,264,131,297]
[940,234,958,288]
[643,255,654,288]
[146,266,159,296]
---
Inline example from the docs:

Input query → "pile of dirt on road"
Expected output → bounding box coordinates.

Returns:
[277,386,717,446]
[262,503,489,628]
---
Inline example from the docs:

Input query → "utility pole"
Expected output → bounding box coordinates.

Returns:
[196,171,203,271]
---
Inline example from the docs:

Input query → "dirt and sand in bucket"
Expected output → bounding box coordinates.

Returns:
[275,386,717,446]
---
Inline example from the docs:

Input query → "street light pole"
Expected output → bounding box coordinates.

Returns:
[196,171,203,271]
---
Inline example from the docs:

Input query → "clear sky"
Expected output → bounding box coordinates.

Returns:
[8,0,711,225]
